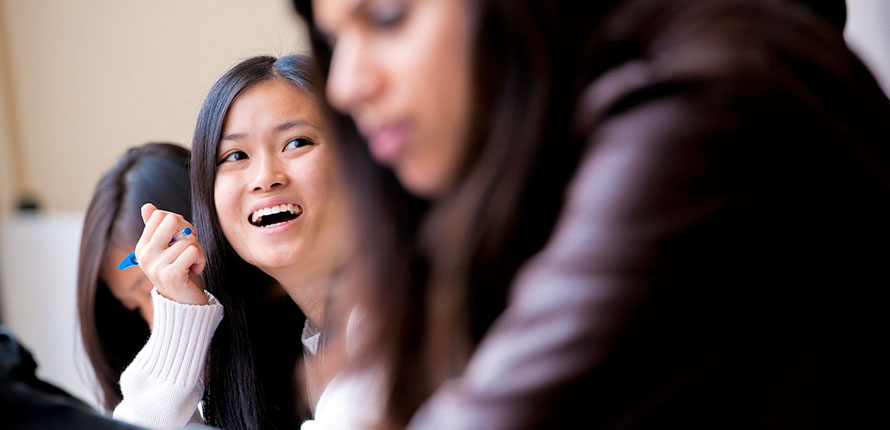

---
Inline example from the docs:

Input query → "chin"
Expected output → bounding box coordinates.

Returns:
[398,164,449,198]
[247,252,300,273]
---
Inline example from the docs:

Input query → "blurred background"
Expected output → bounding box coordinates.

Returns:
[0,0,887,410]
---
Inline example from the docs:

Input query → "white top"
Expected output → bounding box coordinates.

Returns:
[300,309,385,430]
[112,288,224,429]
[112,289,384,430]
[302,319,324,411]
[300,364,385,430]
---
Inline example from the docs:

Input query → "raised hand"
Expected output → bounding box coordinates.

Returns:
[134,203,209,305]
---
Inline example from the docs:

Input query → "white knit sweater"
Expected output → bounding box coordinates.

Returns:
[112,289,384,430]
[113,288,224,429]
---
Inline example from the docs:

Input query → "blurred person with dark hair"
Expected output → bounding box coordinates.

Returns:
[76,142,191,412]
[293,0,889,427]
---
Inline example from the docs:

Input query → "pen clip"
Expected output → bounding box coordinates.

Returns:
[117,252,138,270]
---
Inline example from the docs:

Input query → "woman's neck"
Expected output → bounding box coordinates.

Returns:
[265,265,334,329]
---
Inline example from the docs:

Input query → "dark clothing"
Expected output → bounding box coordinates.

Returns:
[0,326,144,430]
[410,0,889,428]
[797,0,847,30]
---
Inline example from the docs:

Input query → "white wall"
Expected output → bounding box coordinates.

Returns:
[0,3,16,216]
[0,0,308,213]
[0,213,94,406]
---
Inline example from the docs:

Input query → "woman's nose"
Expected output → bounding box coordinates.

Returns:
[249,154,288,191]
[326,34,381,114]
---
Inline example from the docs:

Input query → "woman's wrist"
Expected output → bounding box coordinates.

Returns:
[154,285,210,306]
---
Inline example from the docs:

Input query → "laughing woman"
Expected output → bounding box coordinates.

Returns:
[112,55,355,429]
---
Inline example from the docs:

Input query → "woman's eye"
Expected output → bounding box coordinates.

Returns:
[284,138,314,151]
[368,3,406,28]
[219,151,248,164]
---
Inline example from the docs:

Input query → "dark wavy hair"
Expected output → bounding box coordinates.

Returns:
[190,54,321,430]
[77,142,191,411]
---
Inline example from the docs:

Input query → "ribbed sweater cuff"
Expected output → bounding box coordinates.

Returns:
[127,288,224,386]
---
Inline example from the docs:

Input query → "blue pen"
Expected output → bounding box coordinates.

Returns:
[118,227,193,270]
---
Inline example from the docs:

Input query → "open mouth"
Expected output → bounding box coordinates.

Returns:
[248,203,303,228]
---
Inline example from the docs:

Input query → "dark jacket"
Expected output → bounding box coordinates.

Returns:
[410,0,889,428]
[0,326,145,429]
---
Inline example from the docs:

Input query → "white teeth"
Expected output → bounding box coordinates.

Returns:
[251,203,301,226]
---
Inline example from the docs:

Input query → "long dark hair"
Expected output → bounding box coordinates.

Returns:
[190,54,322,429]
[292,1,616,425]
[77,142,191,411]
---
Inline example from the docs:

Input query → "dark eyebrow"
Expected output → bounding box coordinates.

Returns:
[275,119,322,133]
[220,120,322,142]
[220,132,247,142]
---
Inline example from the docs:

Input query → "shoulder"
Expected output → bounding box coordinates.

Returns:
[569,0,890,204]
[541,0,890,274]
[580,0,867,131]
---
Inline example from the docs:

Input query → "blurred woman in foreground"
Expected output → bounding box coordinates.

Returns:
[294,0,890,427]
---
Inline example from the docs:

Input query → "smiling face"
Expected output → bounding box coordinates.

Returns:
[214,78,348,277]
[313,0,474,197]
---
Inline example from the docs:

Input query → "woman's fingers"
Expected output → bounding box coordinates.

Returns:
[147,212,187,252]
[147,237,207,305]
[190,261,206,275]
[140,202,157,224]
[163,235,206,272]
[189,251,206,276]
[170,245,202,278]
[132,205,207,304]
[165,245,209,305]
[160,232,197,260]
[135,207,168,260]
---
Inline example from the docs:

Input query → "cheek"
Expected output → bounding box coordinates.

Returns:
[413,5,472,111]
[297,161,353,267]
[302,165,335,217]
[300,156,342,232]
[400,7,473,185]
[213,176,241,235]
